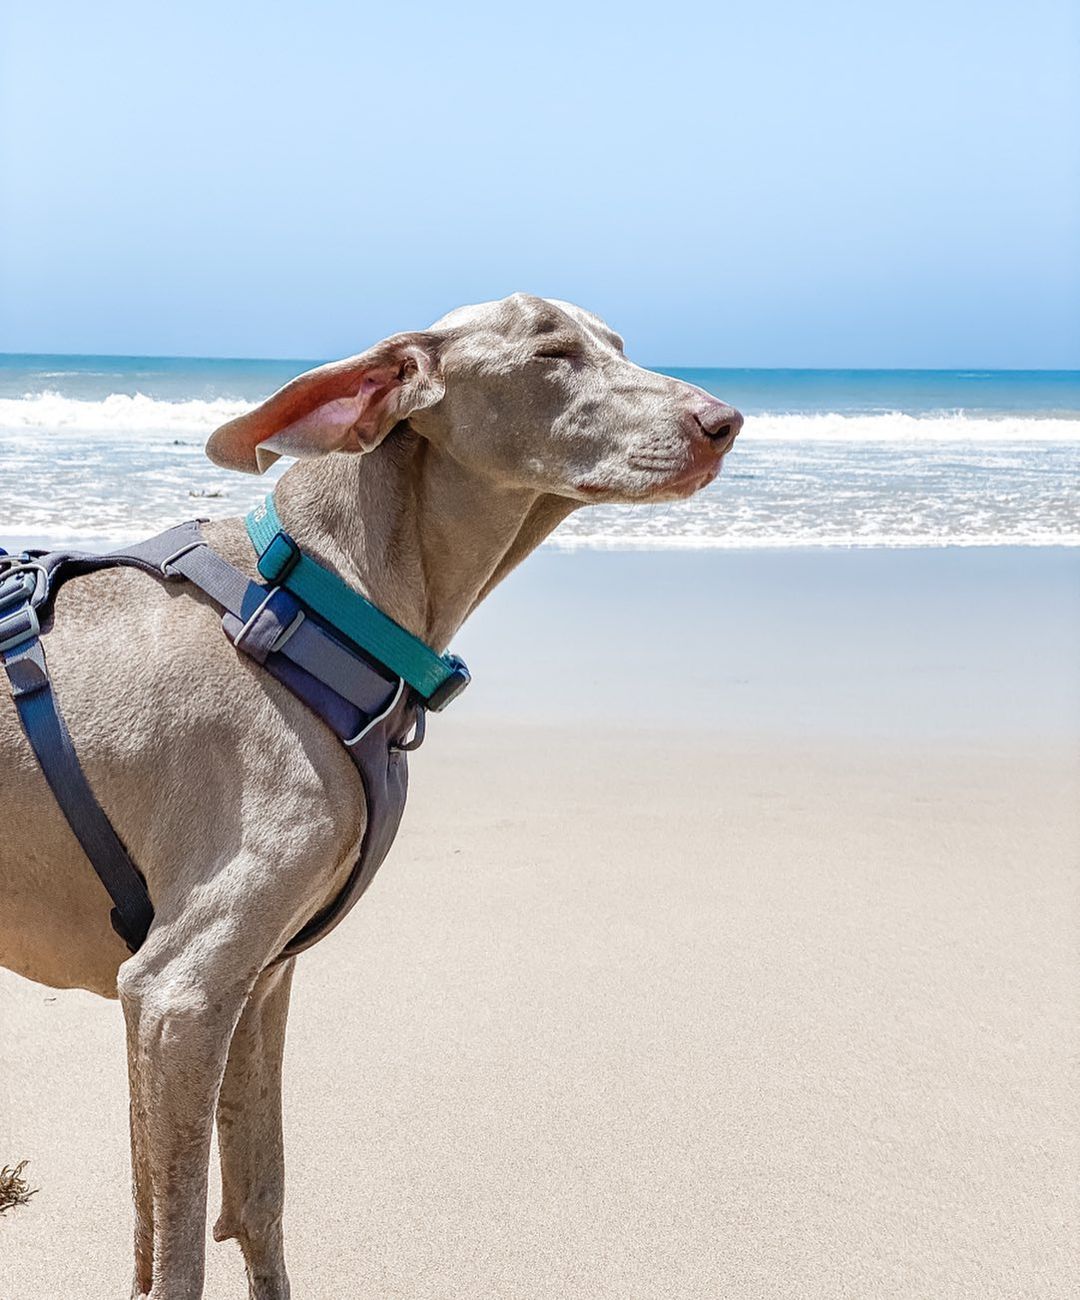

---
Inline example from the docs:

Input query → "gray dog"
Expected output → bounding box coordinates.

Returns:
[0,293,741,1299]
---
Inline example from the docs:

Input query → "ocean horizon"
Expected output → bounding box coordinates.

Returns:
[2,353,1078,551]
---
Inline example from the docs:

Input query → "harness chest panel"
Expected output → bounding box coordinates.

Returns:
[0,517,454,961]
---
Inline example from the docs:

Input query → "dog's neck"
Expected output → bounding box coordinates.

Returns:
[272,429,575,650]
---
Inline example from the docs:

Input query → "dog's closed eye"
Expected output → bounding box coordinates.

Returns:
[532,342,584,363]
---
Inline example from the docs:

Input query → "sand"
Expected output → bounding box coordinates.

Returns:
[1,548,1078,1298]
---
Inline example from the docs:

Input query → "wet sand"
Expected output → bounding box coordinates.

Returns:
[2,547,1078,1298]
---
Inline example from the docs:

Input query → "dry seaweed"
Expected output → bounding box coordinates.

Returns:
[0,1161,37,1214]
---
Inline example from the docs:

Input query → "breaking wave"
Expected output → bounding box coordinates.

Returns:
[1,392,1079,444]
[1,393,1078,551]
[744,412,1080,442]
[0,392,253,437]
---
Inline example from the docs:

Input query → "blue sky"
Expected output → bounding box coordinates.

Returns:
[1,1,1077,366]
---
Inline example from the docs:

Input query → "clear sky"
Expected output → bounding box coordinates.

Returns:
[2,0,1077,367]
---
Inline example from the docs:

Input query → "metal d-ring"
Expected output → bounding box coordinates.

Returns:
[391,706,426,753]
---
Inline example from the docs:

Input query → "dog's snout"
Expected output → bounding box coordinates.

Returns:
[692,399,744,444]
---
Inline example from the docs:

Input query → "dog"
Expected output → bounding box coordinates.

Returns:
[0,293,741,1299]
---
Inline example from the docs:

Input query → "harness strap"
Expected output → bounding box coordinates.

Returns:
[2,635,154,952]
[166,543,399,715]
[35,521,402,720]
[246,495,471,711]
[1,516,447,962]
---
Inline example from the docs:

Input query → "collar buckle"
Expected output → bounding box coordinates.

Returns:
[256,530,302,584]
[425,655,471,712]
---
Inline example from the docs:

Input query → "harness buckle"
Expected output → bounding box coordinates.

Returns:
[256,530,302,585]
[0,569,38,616]
[0,565,47,656]
[425,655,471,712]
[0,601,40,656]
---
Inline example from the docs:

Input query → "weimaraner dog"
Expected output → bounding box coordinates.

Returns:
[0,293,741,1299]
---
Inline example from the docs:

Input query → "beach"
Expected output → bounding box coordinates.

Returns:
[4,0,1075,1288]
[2,545,1077,1298]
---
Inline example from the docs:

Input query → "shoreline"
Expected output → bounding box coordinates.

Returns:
[1,545,1075,744]
[4,533,1080,553]
[544,536,1080,550]
[453,545,1080,745]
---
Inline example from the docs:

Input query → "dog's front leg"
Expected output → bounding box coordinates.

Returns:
[123,990,157,1300]
[118,943,256,1300]
[213,958,296,1300]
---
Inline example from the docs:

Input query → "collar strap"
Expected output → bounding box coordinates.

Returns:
[245,495,470,711]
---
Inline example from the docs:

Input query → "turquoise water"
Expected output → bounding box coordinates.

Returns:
[1,355,1078,549]
[3,354,1079,416]
[670,368,1080,418]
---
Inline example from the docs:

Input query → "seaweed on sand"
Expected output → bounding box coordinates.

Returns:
[0,1161,37,1214]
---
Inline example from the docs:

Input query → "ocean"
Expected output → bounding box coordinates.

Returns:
[1,355,1078,550]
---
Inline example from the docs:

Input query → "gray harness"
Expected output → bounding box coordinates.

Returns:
[0,520,464,960]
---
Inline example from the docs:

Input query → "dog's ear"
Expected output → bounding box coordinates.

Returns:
[206,332,444,474]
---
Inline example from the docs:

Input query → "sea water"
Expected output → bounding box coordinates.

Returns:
[1,356,1077,550]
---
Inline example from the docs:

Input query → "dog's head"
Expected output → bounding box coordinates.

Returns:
[207,293,741,503]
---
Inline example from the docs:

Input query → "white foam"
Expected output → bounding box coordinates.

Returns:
[547,530,1080,551]
[2,394,1077,552]
[0,392,253,436]
[742,412,1080,442]
[1,393,1078,442]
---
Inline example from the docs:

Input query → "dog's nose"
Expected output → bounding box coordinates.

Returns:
[692,399,744,444]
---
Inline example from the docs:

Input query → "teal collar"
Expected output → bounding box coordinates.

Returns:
[245,495,470,711]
